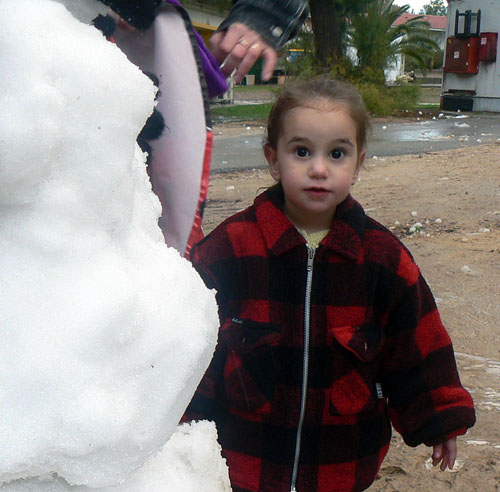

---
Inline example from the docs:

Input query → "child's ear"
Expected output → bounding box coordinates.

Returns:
[353,149,367,184]
[264,144,280,181]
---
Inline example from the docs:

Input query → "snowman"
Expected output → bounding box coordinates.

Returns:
[0,1,229,490]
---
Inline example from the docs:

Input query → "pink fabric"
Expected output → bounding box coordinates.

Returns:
[113,5,211,255]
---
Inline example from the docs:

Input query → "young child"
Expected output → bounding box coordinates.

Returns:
[184,78,475,492]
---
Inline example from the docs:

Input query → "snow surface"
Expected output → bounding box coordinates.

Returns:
[0,0,227,490]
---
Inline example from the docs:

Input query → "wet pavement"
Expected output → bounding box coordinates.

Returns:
[212,112,500,172]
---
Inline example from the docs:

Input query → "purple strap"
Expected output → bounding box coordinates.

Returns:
[164,0,229,98]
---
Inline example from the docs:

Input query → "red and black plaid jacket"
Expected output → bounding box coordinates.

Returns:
[185,186,475,492]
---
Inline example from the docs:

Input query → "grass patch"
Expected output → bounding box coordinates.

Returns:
[233,85,281,95]
[211,83,439,122]
[211,103,272,122]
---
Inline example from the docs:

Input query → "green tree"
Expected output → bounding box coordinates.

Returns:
[284,28,316,76]
[308,0,375,69]
[348,0,440,84]
[420,0,447,16]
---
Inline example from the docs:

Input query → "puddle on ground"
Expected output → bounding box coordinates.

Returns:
[455,352,500,449]
[372,115,500,144]
[375,121,454,142]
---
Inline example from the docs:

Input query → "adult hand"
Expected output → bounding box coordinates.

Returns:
[210,23,278,83]
[432,437,457,471]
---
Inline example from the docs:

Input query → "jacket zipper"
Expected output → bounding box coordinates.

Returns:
[290,245,315,492]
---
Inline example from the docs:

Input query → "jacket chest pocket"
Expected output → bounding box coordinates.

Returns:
[328,324,382,416]
[221,318,282,415]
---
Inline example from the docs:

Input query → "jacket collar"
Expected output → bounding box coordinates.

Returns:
[254,186,366,261]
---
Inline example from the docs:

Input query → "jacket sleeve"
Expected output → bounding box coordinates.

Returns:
[97,0,161,30]
[182,240,228,424]
[380,248,475,447]
[182,335,228,424]
[218,0,309,50]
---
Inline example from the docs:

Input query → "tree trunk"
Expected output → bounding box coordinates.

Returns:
[309,0,343,68]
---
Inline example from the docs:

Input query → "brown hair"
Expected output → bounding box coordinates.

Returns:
[265,77,370,156]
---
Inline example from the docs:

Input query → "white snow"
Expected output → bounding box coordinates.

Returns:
[0,1,226,491]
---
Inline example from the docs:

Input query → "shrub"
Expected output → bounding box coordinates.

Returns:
[356,83,394,116]
[356,81,421,116]
[389,83,421,110]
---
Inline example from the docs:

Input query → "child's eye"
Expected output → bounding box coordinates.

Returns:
[330,149,345,159]
[295,147,310,158]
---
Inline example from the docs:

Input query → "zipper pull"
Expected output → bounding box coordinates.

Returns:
[307,245,315,259]
[306,246,315,271]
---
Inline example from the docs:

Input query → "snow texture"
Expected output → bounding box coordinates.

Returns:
[0,1,225,490]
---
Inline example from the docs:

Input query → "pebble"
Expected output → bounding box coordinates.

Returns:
[411,211,418,217]
[461,265,471,273]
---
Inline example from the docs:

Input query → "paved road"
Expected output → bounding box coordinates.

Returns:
[212,112,500,172]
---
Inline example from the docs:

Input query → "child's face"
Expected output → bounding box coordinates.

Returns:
[265,102,365,233]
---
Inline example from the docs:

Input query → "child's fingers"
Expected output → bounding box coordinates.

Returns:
[443,439,457,471]
[432,443,443,467]
[432,439,458,471]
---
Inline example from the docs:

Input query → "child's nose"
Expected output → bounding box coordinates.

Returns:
[309,158,328,178]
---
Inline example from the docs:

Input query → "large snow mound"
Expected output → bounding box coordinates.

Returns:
[0,0,221,489]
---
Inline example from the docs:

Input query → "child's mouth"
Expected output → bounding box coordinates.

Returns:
[306,187,329,195]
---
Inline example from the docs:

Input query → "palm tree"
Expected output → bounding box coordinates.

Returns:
[348,0,440,83]
[308,0,375,68]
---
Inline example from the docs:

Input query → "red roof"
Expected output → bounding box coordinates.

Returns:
[393,13,447,30]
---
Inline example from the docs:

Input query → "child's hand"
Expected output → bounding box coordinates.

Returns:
[432,437,457,471]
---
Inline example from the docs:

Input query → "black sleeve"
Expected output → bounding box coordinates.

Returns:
[218,0,309,50]
[97,0,162,30]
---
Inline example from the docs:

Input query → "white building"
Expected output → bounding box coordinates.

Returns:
[442,0,500,112]
[385,13,447,84]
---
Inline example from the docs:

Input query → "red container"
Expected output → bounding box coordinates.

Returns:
[445,36,480,74]
[479,32,498,63]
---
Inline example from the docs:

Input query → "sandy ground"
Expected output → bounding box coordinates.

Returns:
[203,125,500,491]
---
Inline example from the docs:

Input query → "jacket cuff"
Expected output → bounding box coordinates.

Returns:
[423,426,470,447]
[218,0,309,50]
[98,0,161,30]
[402,404,476,448]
